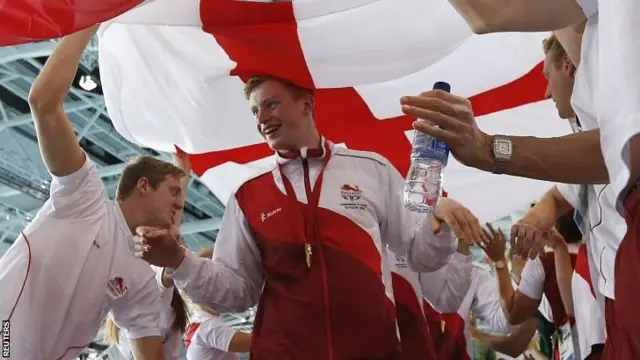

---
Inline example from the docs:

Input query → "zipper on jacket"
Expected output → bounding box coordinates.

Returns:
[302,158,334,360]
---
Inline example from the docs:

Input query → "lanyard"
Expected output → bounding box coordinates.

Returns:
[277,143,332,268]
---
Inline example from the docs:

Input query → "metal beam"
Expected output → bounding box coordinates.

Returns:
[181,218,221,235]
[97,156,165,178]
[0,99,104,131]
[0,42,57,65]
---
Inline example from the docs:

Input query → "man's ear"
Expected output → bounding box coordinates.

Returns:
[302,94,315,118]
[562,55,576,77]
[136,177,151,196]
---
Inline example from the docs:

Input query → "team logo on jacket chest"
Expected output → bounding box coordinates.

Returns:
[340,184,367,210]
[261,207,282,222]
[107,276,128,299]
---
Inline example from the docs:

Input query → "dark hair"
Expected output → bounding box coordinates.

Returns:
[116,156,186,201]
[555,210,582,244]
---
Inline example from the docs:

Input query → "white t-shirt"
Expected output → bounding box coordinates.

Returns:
[559,12,627,300]
[186,311,240,360]
[594,0,640,212]
[117,266,185,360]
[421,254,511,357]
[0,157,162,360]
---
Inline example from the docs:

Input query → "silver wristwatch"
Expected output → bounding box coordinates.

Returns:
[492,135,512,175]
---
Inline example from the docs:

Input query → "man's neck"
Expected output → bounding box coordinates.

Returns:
[118,199,142,234]
[280,132,322,154]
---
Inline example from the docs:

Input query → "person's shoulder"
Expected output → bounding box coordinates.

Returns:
[234,164,278,195]
[332,147,389,168]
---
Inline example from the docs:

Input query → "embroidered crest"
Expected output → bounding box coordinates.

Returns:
[340,184,362,201]
[340,184,367,210]
[106,276,128,299]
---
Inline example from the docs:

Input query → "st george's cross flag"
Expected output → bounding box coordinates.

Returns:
[1,0,569,222]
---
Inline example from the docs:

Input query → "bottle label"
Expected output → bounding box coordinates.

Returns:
[412,132,449,162]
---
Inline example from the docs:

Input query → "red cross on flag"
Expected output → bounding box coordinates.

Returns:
[2,0,567,222]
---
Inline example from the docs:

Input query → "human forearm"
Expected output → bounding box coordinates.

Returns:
[552,244,575,316]
[528,187,575,229]
[166,250,260,313]
[495,267,516,317]
[28,26,98,111]
[447,0,588,34]
[407,220,457,273]
[475,317,537,357]
[553,22,587,66]
[486,130,608,184]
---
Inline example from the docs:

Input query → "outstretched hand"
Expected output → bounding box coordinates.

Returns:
[478,223,506,263]
[510,212,549,260]
[431,197,483,245]
[134,226,185,269]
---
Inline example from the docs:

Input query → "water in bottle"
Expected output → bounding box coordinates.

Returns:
[403,81,451,213]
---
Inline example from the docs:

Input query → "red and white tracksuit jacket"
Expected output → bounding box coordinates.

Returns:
[166,139,457,360]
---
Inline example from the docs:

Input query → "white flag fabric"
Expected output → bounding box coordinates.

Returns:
[97,0,568,222]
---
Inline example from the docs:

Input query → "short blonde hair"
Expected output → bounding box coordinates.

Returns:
[243,76,314,100]
[543,34,568,66]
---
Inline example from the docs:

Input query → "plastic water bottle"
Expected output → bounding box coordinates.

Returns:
[403,81,451,213]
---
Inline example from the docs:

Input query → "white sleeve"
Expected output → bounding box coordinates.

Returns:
[419,252,473,313]
[576,0,598,17]
[597,0,640,210]
[166,195,264,313]
[47,156,107,219]
[380,159,457,273]
[555,184,580,209]
[196,317,239,352]
[517,257,546,300]
[111,276,162,340]
[473,271,512,334]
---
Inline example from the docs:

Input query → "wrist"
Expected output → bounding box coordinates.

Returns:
[492,258,507,269]
[475,134,496,172]
[169,246,186,269]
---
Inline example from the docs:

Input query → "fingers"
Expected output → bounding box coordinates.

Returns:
[401,90,470,107]
[411,120,457,144]
[401,95,460,118]
[428,214,442,234]
[135,226,159,237]
[133,237,149,258]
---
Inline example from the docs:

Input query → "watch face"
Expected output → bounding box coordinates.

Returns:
[495,139,511,155]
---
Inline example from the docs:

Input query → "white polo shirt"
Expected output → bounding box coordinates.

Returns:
[594,0,640,212]
[185,311,240,360]
[117,266,185,360]
[556,11,627,300]
[0,157,162,360]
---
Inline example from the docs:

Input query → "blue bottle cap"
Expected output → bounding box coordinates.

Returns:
[432,81,451,93]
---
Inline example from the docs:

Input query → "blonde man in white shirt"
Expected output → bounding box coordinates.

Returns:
[0,26,186,360]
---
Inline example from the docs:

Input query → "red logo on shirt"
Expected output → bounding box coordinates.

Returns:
[340,184,362,201]
[107,276,128,299]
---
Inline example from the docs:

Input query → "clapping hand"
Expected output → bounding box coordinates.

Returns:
[134,226,186,269]
[478,223,506,263]
[510,212,549,260]
[431,197,483,245]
